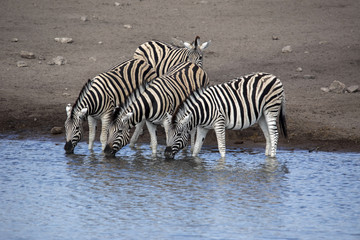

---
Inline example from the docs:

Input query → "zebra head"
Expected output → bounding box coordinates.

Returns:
[183,36,211,67]
[64,104,87,154]
[164,112,192,159]
[104,108,133,157]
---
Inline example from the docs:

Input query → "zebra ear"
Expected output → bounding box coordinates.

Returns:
[181,113,192,125]
[200,40,211,51]
[121,112,133,122]
[194,36,200,48]
[183,41,192,49]
[66,104,72,117]
[79,108,88,119]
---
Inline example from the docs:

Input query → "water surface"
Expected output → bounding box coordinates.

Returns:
[0,136,359,239]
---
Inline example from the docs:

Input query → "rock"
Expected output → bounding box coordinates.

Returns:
[80,16,88,22]
[17,61,28,67]
[53,56,67,65]
[54,37,73,44]
[321,87,330,93]
[47,61,55,65]
[303,74,316,79]
[11,38,18,42]
[329,80,346,93]
[319,41,328,45]
[20,51,36,59]
[51,126,63,135]
[272,35,279,40]
[347,85,359,93]
[296,67,303,72]
[62,92,71,96]
[123,24,132,29]
[282,45,292,53]
[115,2,120,6]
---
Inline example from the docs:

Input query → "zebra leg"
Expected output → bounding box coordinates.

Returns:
[87,116,97,150]
[214,123,226,158]
[258,115,271,156]
[146,121,158,155]
[192,126,209,157]
[190,128,196,153]
[100,113,111,151]
[129,120,145,148]
[265,114,279,158]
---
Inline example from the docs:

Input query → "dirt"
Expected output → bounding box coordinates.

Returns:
[1,0,359,153]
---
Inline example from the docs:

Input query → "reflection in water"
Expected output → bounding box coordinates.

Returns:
[0,136,359,240]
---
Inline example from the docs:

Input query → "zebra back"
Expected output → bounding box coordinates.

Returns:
[116,61,209,125]
[69,58,156,119]
[173,73,285,131]
[133,36,210,76]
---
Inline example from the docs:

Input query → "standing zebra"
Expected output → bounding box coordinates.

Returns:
[104,62,209,157]
[64,36,211,154]
[134,36,210,72]
[164,72,287,159]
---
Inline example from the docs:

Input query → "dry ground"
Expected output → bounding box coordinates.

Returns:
[1,0,359,152]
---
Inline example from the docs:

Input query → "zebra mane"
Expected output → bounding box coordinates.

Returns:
[71,79,94,117]
[171,86,207,124]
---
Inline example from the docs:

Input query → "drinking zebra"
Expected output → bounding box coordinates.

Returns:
[64,36,211,154]
[104,62,209,157]
[164,72,287,159]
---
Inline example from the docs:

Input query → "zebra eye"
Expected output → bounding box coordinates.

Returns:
[75,127,80,131]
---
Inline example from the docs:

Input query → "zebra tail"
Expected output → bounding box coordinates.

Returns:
[279,98,288,139]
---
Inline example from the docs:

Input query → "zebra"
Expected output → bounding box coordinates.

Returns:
[64,36,211,154]
[133,36,210,72]
[65,59,156,154]
[104,61,210,157]
[164,72,287,159]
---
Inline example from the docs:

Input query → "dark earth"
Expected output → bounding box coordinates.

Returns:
[1,0,359,152]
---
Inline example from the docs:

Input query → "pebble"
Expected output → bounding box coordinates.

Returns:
[54,37,73,44]
[329,80,346,93]
[296,67,303,72]
[11,38,18,42]
[303,75,316,79]
[320,87,330,93]
[20,51,36,59]
[62,92,71,96]
[80,16,88,22]
[124,24,132,29]
[115,2,120,6]
[347,85,359,93]
[52,56,67,65]
[272,35,279,40]
[17,61,28,67]
[281,45,292,53]
[89,57,97,62]
[51,126,63,135]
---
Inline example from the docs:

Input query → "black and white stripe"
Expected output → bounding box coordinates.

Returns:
[134,36,210,73]
[104,62,210,157]
[164,72,287,158]
[64,59,156,154]
[64,36,210,154]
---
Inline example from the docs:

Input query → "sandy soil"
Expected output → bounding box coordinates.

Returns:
[1,0,359,152]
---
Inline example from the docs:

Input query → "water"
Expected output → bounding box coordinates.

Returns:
[0,135,359,240]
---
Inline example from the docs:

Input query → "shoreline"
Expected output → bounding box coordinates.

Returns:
[2,127,359,154]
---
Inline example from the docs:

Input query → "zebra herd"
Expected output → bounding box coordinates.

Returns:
[65,36,287,158]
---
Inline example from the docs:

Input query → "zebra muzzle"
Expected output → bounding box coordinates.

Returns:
[64,141,75,154]
[164,146,175,159]
[104,144,116,157]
